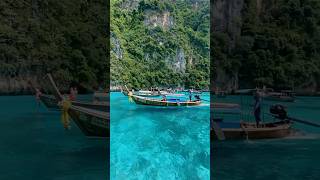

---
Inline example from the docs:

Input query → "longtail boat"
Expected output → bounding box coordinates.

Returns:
[263,91,295,102]
[47,74,108,112]
[67,105,109,137]
[39,94,59,109]
[211,120,292,140]
[121,86,162,97]
[210,104,320,140]
[212,102,240,109]
[46,73,109,137]
[28,81,60,110]
[130,94,201,106]
[136,90,161,97]
[212,102,241,114]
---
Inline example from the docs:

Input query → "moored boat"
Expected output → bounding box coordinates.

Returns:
[130,94,201,106]
[67,105,109,137]
[263,91,295,102]
[71,101,108,112]
[39,94,60,110]
[136,90,161,97]
[47,74,108,112]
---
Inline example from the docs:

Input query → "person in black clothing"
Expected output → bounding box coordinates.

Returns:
[194,95,200,101]
[254,91,262,127]
[188,90,192,101]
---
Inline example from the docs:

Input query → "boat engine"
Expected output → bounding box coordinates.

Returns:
[270,104,287,120]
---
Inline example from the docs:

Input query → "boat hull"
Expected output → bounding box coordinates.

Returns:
[211,120,293,140]
[68,106,109,137]
[71,101,108,112]
[40,94,59,109]
[131,95,201,106]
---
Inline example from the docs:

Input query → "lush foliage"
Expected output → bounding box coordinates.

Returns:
[0,0,108,91]
[111,0,209,89]
[213,0,320,90]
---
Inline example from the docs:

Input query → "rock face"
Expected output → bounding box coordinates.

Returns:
[120,0,140,10]
[111,32,123,60]
[0,75,35,95]
[212,0,320,94]
[212,0,244,91]
[144,10,174,30]
[110,0,209,89]
[212,0,244,48]
[164,48,186,73]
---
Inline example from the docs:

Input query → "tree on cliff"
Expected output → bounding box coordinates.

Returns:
[0,0,108,93]
[111,0,209,90]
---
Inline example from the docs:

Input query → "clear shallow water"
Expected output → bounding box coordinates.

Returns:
[212,95,320,180]
[0,96,108,180]
[110,92,210,179]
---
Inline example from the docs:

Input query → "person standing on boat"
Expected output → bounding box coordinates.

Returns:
[188,89,192,101]
[35,88,42,100]
[254,91,262,127]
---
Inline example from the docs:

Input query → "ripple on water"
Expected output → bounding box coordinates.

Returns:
[111,92,210,179]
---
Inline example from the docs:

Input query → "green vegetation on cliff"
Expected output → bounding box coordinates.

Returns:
[213,0,320,92]
[111,0,209,89]
[0,0,108,92]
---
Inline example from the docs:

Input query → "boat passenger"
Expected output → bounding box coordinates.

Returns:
[69,87,77,101]
[35,88,42,100]
[162,95,167,101]
[254,91,262,127]
[188,89,192,101]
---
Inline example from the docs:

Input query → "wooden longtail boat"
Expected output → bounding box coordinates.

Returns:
[28,80,59,110]
[67,105,109,137]
[121,86,162,97]
[71,101,108,112]
[130,95,201,106]
[45,74,109,137]
[212,102,240,109]
[47,74,109,112]
[39,94,59,109]
[259,89,295,102]
[263,92,295,102]
[136,90,161,97]
[211,120,293,140]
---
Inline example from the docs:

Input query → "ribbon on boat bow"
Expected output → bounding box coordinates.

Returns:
[61,100,71,129]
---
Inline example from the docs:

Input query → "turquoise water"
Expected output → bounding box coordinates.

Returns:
[212,95,320,180]
[0,96,108,179]
[110,92,210,179]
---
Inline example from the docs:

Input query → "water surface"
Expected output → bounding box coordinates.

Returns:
[110,92,210,179]
[0,96,108,179]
